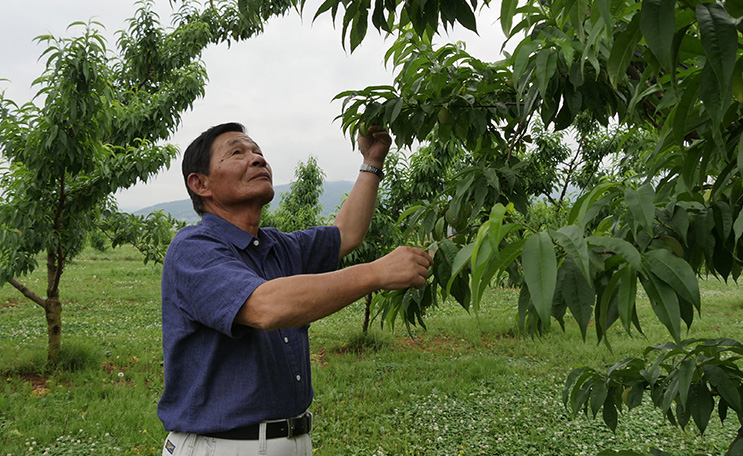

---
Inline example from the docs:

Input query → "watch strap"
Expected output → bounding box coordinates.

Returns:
[359,163,384,180]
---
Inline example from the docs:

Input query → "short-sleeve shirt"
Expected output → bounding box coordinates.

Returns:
[157,213,341,434]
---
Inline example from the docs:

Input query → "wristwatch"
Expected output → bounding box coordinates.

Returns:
[359,163,384,180]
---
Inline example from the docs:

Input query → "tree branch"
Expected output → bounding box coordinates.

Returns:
[8,278,46,309]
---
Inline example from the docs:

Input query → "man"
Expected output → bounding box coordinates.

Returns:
[158,122,433,455]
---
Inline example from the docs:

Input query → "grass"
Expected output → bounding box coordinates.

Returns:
[0,245,741,455]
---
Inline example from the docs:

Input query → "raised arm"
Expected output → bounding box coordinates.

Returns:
[333,126,392,259]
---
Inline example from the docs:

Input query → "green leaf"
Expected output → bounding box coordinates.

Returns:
[733,210,743,244]
[644,249,701,312]
[559,257,596,341]
[490,238,527,284]
[624,183,656,235]
[602,395,618,431]
[535,49,558,99]
[446,242,475,295]
[640,0,676,70]
[590,380,609,418]
[703,364,741,411]
[696,3,738,99]
[616,265,637,334]
[588,236,642,270]
[551,225,592,285]
[689,381,714,434]
[639,271,682,342]
[676,357,696,408]
[500,0,519,36]
[671,73,701,147]
[713,200,733,241]
[522,231,558,329]
[607,14,642,87]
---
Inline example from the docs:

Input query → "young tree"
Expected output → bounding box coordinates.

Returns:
[261,156,327,232]
[0,0,296,364]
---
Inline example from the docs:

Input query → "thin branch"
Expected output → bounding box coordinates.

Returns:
[8,278,46,309]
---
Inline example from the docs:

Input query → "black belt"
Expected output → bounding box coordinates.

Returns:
[204,412,313,440]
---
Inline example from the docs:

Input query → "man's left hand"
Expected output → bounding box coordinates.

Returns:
[358,125,392,168]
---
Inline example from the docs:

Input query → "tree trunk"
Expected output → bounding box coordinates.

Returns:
[362,293,372,334]
[44,298,62,364]
[726,426,743,456]
[46,248,63,364]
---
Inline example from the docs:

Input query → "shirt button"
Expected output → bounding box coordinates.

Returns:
[284,337,289,343]
[253,239,260,246]
[296,375,301,382]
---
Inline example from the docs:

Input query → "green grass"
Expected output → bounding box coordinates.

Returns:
[0,246,741,455]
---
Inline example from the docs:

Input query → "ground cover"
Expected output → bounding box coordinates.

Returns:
[0,246,740,455]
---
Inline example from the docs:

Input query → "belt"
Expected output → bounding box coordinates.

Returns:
[203,412,313,440]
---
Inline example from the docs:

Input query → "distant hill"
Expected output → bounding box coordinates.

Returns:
[133,180,355,223]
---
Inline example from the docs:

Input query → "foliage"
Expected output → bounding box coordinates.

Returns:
[261,156,327,232]
[520,115,653,207]
[320,0,743,347]
[342,140,474,332]
[304,0,743,451]
[565,338,743,455]
[0,0,297,363]
[96,210,187,265]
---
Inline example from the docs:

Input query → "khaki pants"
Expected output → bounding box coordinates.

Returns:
[162,428,312,456]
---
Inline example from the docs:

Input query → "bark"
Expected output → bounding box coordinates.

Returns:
[44,298,62,364]
[45,248,63,364]
[362,293,372,334]
[8,278,46,308]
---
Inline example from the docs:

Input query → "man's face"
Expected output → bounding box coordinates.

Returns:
[200,131,274,211]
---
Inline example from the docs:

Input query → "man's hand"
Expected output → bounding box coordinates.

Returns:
[371,246,434,290]
[357,124,392,168]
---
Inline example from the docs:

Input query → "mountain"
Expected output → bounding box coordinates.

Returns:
[132,180,355,223]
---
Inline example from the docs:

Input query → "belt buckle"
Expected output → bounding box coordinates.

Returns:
[287,412,312,438]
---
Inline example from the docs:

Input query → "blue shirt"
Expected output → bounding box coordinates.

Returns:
[157,213,341,434]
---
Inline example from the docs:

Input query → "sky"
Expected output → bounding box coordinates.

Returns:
[0,0,506,212]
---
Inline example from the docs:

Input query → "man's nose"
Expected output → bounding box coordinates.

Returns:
[251,154,267,167]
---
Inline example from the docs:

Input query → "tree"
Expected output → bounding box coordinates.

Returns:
[305,0,743,452]
[0,0,296,364]
[261,156,327,232]
[317,0,743,341]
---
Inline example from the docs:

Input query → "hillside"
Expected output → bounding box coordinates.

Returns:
[133,180,354,223]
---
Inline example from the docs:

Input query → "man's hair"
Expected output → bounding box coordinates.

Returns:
[182,122,246,216]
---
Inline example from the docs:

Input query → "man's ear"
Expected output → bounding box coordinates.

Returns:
[187,173,211,198]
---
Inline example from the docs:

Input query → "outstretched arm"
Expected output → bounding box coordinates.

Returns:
[333,126,392,259]
[235,246,433,330]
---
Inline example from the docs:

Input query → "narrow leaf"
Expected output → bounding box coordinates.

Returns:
[560,256,596,341]
[522,231,558,329]
[500,0,518,36]
[624,183,656,235]
[607,14,642,87]
[641,0,676,70]
[644,249,701,312]
[551,225,592,285]
[697,3,737,98]
[616,265,637,334]
[588,236,642,270]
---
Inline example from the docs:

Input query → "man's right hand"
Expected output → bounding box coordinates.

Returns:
[372,246,434,290]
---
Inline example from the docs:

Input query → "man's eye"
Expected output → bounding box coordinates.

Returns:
[232,150,242,155]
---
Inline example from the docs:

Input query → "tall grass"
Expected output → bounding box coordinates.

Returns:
[0,246,740,455]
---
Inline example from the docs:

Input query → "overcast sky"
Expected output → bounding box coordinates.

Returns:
[0,0,505,212]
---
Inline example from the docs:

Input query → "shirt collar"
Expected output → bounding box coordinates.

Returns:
[201,212,269,252]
